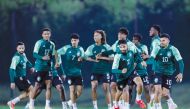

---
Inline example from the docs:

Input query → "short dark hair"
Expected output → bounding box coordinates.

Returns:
[160,33,170,40]
[94,30,107,44]
[118,40,127,45]
[41,28,51,34]
[70,33,80,39]
[17,42,25,47]
[133,33,143,42]
[152,25,161,34]
[119,27,129,35]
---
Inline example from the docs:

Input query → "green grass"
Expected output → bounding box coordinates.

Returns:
[1,84,190,109]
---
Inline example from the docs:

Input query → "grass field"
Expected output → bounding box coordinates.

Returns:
[0,84,190,109]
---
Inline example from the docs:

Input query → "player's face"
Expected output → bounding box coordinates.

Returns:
[42,31,51,40]
[149,27,157,37]
[71,38,79,47]
[94,32,102,43]
[118,32,127,40]
[17,45,25,54]
[160,37,169,47]
[119,44,128,53]
[132,37,139,45]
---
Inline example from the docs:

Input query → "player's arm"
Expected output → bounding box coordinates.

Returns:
[84,45,99,62]
[172,46,184,82]
[96,44,114,61]
[9,56,19,89]
[112,54,126,73]
[33,41,44,59]
[134,51,147,67]
[78,47,85,61]
[146,45,160,65]
[57,45,68,64]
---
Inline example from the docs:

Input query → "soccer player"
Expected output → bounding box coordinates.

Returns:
[132,33,152,109]
[111,27,138,106]
[29,28,56,109]
[142,24,161,104]
[85,30,113,109]
[112,40,146,109]
[146,33,184,109]
[7,42,34,109]
[57,33,85,109]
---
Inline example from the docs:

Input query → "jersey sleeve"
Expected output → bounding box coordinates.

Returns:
[150,45,160,58]
[104,44,114,58]
[51,42,56,56]
[171,46,183,61]
[112,54,122,74]
[79,47,85,58]
[85,45,94,57]
[112,41,118,52]
[57,45,69,55]
[142,45,149,55]
[9,56,19,83]
[127,41,138,53]
[150,39,160,57]
[33,40,43,59]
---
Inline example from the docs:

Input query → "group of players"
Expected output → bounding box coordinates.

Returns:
[7,25,184,109]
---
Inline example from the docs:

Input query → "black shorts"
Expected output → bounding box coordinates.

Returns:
[117,71,139,91]
[52,76,63,87]
[110,73,117,83]
[149,72,155,84]
[15,77,31,91]
[35,71,52,84]
[67,75,83,86]
[141,75,150,86]
[153,73,173,89]
[91,73,110,83]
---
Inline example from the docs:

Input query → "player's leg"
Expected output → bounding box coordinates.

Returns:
[122,86,130,109]
[153,73,162,109]
[110,74,117,106]
[44,76,52,109]
[102,82,112,109]
[114,80,125,109]
[91,74,99,109]
[69,85,76,109]
[133,76,146,108]
[162,75,177,109]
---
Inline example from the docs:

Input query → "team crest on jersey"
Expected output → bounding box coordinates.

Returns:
[167,51,172,57]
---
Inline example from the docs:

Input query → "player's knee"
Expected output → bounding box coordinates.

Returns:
[110,82,117,89]
[56,85,63,92]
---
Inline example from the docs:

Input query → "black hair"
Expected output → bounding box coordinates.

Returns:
[17,42,25,46]
[118,40,127,45]
[70,33,80,39]
[160,33,170,40]
[41,28,51,34]
[133,33,143,42]
[119,27,129,36]
[152,25,161,34]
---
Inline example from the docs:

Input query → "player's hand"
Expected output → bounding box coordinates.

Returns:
[78,57,83,62]
[175,73,183,83]
[10,83,15,89]
[122,68,127,74]
[61,75,66,81]
[141,61,147,67]
[96,54,102,60]
[30,67,35,73]
[141,54,149,60]
[55,63,60,68]
[42,55,50,61]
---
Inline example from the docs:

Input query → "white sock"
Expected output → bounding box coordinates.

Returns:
[29,99,34,107]
[108,103,112,108]
[12,97,20,104]
[147,103,152,109]
[68,100,72,106]
[123,102,130,109]
[72,103,77,109]
[136,94,142,101]
[154,102,162,109]
[167,98,174,104]
[151,94,155,101]
[45,99,50,107]
[62,101,67,108]
[113,100,116,106]
[93,100,98,108]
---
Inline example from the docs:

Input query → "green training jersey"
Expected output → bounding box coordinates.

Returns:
[57,45,84,76]
[33,39,56,72]
[9,52,33,83]
[85,44,113,74]
[112,50,143,82]
[135,43,148,76]
[150,45,183,75]
[150,35,160,71]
